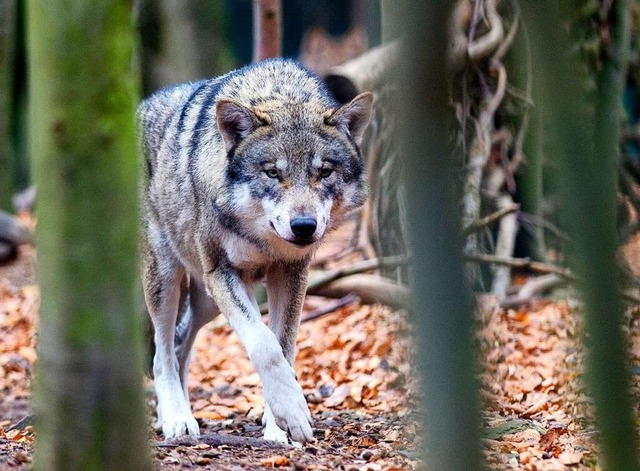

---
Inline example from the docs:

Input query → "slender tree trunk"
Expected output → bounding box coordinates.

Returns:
[0,0,17,210]
[28,1,150,469]
[252,0,282,62]
[525,2,638,470]
[397,1,481,469]
[513,20,547,261]
[137,0,200,95]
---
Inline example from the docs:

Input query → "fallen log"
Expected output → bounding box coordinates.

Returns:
[323,41,399,102]
[310,273,409,310]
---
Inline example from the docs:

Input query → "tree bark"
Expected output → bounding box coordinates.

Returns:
[252,0,282,62]
[28,0,150,469]
[397,1,481,469]
[525,2,639,469]
[0,0,17,211]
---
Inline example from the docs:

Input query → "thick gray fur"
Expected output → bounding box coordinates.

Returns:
[138,58,372,444]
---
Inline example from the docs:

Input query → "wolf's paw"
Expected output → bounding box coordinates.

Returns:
[265,379,313,443]
[162,413,200,439]
[263,423,289,444]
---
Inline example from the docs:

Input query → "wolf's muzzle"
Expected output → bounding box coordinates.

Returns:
[290,217,317,239]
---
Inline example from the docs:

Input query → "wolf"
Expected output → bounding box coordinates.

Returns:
[137,58,372,444]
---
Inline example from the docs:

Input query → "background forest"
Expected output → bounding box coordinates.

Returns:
[1,0,640,470]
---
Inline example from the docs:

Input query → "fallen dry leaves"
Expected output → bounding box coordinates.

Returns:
[477,299,603,469]
[3,227,640,469]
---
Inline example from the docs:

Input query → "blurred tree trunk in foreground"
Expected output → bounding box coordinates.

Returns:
[28,0,150,469]
[397,1,481,470]
[525,2,638,470]
[0,0,17,211]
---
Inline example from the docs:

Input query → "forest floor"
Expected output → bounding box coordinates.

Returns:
[1,215,640,470]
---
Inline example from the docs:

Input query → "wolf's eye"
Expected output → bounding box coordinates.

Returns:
[264,169,279,179]
[320,168,334,179]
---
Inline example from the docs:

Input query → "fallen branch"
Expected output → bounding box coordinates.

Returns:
[311,274,410,310]
[156,433,291,450]
[307,255,408,292]
[462,204,520,236]
[500,274,568,309]
[324,41,400,101]
[301,294,359,323]
[465,253,574,279]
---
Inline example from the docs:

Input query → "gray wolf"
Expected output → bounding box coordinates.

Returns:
[137,59,372,444]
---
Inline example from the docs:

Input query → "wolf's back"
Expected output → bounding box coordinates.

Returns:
[137,60,336,154]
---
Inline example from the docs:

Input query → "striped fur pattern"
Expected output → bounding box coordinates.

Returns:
[138,59,372,444]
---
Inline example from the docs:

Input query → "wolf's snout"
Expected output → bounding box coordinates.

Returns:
[290,217,317,239]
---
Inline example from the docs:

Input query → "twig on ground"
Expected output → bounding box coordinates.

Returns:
[301,294,359,323]
[156,433,292,450]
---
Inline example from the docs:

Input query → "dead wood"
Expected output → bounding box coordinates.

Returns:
[301,294,359,322]
[489,196,519,297]
[324,41,399,101]
[462,203,519,236]
[465,253,574,279]
[307,255,408,292]
[311,274,409,310]
[467,0,504,61]
[156,433,292,450]
[500,274,568,309]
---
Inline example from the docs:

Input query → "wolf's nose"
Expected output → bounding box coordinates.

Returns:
[290,217,317,239]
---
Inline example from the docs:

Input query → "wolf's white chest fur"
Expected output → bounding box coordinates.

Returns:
[221,231,270,270]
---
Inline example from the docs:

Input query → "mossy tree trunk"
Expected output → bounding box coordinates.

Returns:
[397,0,481,469]
[525,2,638,469]
[27,1,150,469]
[0,0,17,211]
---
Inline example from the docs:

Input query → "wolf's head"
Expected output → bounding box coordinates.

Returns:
[216,92,373,258]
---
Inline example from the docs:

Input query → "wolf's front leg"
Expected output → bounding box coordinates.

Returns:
[262,261,309,443]
[204,265,313,443]
[143,240,200,439]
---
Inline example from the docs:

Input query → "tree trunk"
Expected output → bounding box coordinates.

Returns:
[525,2,638,469]
[27,0,150,469]
[137,0,200,95]
[252,0,282,62]
[513,20,547,262]
[396,1,481,469]
[0,0,17,211]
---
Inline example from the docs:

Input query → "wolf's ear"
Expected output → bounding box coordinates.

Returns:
[324,92,373,145]
[216,99,263,152]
